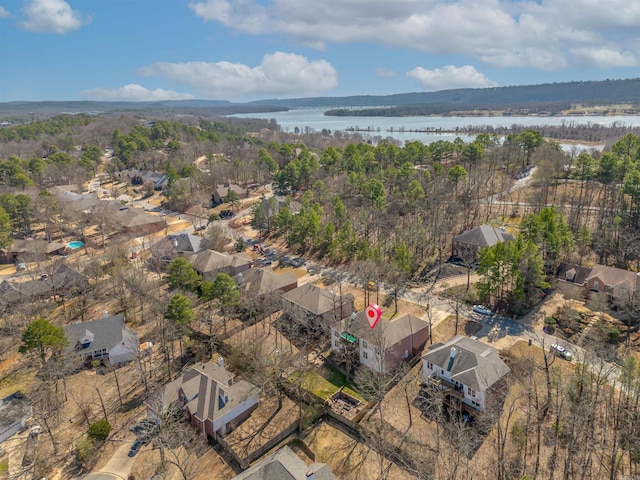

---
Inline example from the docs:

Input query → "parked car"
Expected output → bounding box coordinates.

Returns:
[128,440,143,457]
[551,344,572,361]
[472,305,492,316]
[289,257,306,268]
[220,209,234,219]
[260,258,272,266]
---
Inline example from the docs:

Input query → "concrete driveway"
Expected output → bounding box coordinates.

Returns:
[83,434,139,480]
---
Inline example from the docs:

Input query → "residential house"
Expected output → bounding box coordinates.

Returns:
[152,361,259,441]
[232,445,336,480]
[188,250,252,281]
[0,238,67,264]
[117,168,169,190]
[451,224,513,258]
[0,392,32,444]
[112,207,167,237]
[150,233,203,264]
[64,313,139,365]
[213,183,248,205]
[48,186,100,213]
[331,313,429,373]
[0,263,89,309]
[261,196,302,218]
[422,335,510,413]
[281,284,355,334]
[235,267,298,296]
[555,262,640,306]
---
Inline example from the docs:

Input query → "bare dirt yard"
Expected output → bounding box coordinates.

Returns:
[302,420,418,480]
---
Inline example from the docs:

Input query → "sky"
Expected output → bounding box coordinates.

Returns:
[1,0,640,102]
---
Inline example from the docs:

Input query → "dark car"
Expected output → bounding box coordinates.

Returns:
[220,210,234,219]
[128,440,143,457]
[289,257,306,268]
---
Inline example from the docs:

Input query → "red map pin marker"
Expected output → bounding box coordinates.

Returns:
[365,304,382,329]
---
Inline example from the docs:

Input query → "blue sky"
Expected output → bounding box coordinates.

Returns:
[1,0,640,102]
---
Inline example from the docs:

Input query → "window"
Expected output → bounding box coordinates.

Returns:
[362,340,368,349]
[363,351,368,359]
[467,386,476,397]
[441,369,444,375]
[428,362,433,369]
[593,280,599,291]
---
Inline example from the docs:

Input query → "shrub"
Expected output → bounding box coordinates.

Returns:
[88,418,111,442]
[76,438,96,464]
[606,327,621,344]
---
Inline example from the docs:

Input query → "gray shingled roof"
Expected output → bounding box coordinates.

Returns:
[282,284,354,316]
[453,224,513,248]
[422,335,510,391]
[233,446,336,480]
[180,362,259,424]
[64,314,128,354]
[334,312,428,347]
[188,250,250,274]
[235,267,297,295]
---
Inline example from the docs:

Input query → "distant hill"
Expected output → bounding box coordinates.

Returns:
[3,78,640,119]
[248,78,640,114]
[0,100,287,119]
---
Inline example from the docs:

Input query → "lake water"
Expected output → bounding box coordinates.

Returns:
[232,108,640,151]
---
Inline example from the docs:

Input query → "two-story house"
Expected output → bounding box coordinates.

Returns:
[331,312,429,374]
[451,224,513,259]
[281,284,355,336]
[64,313,139,365]
[187,249,252,281]
[152,361,259,441]
[422,335,510,413]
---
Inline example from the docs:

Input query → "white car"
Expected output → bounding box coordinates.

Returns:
[472,305,492,316]
[551,344,572,360]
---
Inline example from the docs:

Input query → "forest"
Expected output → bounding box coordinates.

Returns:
[1,110,640,480]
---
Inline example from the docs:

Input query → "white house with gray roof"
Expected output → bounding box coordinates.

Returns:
[64,314,139,365]
[422,335,510,413]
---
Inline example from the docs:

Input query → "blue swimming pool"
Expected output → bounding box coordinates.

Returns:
[68,241,84,249]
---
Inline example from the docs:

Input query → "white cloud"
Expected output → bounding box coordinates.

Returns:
[137,52,338,99]
[0,6,10,18]
[188,0,640,70]
[375,67,396,78]
[570,48,637,68]
[80,84,195,102]
[21,0,86,34]
[407,65,498,91]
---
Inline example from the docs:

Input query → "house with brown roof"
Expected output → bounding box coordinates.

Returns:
[152,361,259,441]
[0,263,89,309]
[555,262,640,306]
[451,224,513,258]
[331,312,429,373]
[0,238,67,264]
[187,250,252,281]
[235,267,298,295]
[113,207,167,237]
[422,336,510,413]
[213,183,248,205]
[281,284,355,334]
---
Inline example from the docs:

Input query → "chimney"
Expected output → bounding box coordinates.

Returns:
[173,238,178,248]
[447,347,457,371]
[217,357,224,367]
[305,471,314,480]
[236,272,243,285]
[103,310,108,318]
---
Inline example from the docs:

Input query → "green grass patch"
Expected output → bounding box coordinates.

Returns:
[0,459,8,474]
[292,367,367,403]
